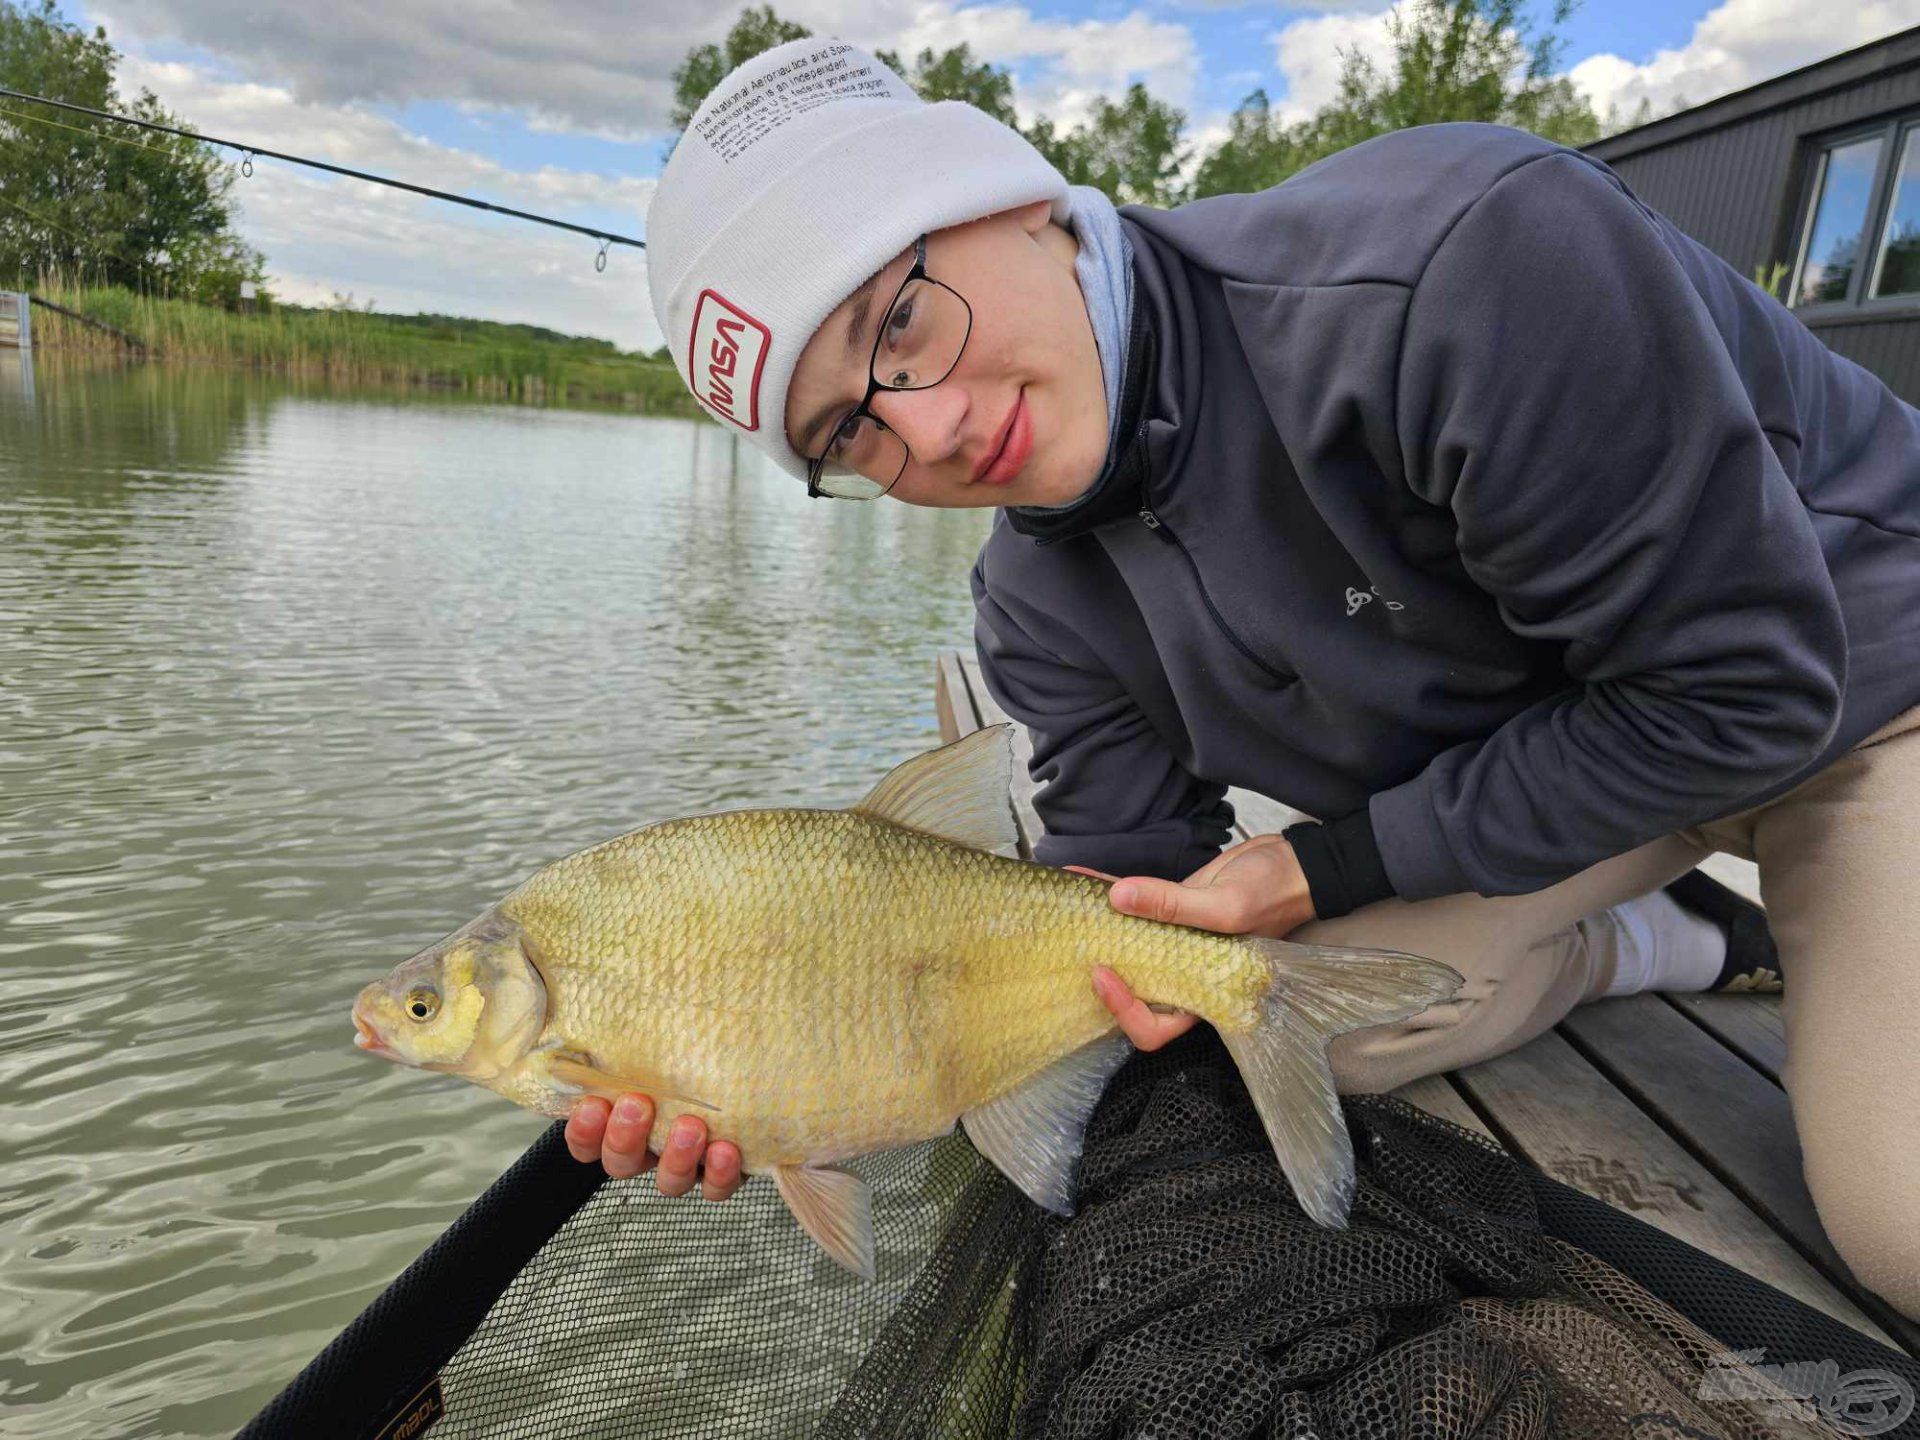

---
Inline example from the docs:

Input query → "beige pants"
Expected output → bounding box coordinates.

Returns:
[1302,701,1920,1320]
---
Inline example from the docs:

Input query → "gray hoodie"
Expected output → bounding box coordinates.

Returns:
[969,122,1920,910]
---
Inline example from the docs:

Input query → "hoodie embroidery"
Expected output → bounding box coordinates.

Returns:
[1346,584,1405,618]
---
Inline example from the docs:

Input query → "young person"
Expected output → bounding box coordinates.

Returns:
[570,39,1920,1318]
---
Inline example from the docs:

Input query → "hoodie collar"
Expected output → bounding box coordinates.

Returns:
[1005,214,1200,548]
[1005,279,1160,546]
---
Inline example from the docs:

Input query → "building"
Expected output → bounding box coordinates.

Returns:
[1584,27,1920,403]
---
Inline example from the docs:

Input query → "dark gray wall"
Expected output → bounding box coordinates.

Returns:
[1585,32,1920,402]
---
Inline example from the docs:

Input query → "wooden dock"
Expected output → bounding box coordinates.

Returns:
[935,648,1920,1359]
[0,291,29,350]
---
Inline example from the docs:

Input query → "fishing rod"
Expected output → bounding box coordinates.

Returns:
[0,84,646,269]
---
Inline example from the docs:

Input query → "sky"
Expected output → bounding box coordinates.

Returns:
[53,0,1920,352]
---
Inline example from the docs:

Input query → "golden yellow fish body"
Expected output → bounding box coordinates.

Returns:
[354,725,1460,1276]
[496,808,1268,1169]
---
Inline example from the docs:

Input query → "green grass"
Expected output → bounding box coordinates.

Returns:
[21,277,706,416]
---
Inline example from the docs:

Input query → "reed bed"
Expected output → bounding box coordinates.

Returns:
[22,277,705,416]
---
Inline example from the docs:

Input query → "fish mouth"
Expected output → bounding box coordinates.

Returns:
[353,1007,405,1064]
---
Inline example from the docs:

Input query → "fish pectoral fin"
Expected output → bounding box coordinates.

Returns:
[961,1031,1134,1217]
[1225,937,1462,1230]
[852,724,1019,858]
[546,1052,721,1114]
[773,1164,876,1281]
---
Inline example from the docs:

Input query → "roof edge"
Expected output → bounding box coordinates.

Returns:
[1582,26,1920,163]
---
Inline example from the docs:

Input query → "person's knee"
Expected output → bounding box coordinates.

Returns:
[1800,1146,1920,1320]
[1783,1013,1920,1319]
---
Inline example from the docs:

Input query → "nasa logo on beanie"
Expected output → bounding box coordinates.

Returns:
[643,37,1071,484]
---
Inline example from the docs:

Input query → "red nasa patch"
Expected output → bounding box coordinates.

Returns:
[688,289,770,431]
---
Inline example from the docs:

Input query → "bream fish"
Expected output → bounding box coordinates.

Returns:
[352,725,1462,1278]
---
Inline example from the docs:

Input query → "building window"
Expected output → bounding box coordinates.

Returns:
[1790,117,1920,314]
[1869,128,1920,298]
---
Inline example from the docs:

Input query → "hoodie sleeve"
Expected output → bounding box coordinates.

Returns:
[971,558,1235,883]
[1368,149,1847,901]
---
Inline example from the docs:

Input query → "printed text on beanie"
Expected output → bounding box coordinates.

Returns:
[643,37,1070,485]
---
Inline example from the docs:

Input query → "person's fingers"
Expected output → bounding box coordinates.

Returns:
[1092,966,1198,1051]
[1063,864,1121,883]
[600,1093,658,1180]
[653,1115,707,1198]
[1108,875,1253,934]
[565,1096,611,1164]
[702,1140,744,1202]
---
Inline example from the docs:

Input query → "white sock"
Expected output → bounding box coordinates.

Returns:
[1590,889,1728,998]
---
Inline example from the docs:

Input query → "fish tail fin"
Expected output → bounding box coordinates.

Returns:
[1219,938,1462,1228]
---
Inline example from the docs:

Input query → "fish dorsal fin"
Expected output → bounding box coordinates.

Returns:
[961,1031,1135,1216]
[853,724,1018,858]
[773,1164,876,1280]
[547,1051,721,1114]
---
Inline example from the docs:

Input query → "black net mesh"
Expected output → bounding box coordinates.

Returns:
[243,1027,1917,1439]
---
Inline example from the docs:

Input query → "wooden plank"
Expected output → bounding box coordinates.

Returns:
[1661,991,1785,1085]
[1389,1073,1497,1142]
[934,651,976,744]
[958,654,1042,859]
[1559,994,1920,1355]
[1453,1026,1897,1346]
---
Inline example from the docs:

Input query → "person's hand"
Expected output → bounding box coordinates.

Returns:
[1068,835,1317,1053]
[563,1093,744,1202]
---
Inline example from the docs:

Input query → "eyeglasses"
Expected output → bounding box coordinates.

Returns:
[803,234,973,500]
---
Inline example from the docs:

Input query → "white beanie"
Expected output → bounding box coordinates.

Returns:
[644,37,1072,484]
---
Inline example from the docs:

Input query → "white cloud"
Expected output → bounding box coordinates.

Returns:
[112,55,663,349]
[93,0,699,138]
[1269,9,1395,125]
[1569,0,1920,124]
[117,57,658,218]
[885,6,1199,126]
[91,0,1200,140]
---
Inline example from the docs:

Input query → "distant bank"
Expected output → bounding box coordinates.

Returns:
[17,280,707,417]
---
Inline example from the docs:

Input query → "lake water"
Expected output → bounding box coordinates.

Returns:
[0,356,991,1438]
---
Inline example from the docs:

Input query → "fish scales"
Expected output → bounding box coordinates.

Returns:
[499,808,1267,1169]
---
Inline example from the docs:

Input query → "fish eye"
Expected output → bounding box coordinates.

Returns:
[405,987,440,1022]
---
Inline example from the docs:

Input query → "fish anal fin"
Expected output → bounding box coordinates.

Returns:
[852,725,1018,858]
[961,1031,1134,1216]
[1225,938,1462,1228]
[546,1052,721,1114]
[773,1164,876,1280]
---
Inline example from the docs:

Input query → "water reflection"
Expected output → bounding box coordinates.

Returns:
[0,361,990,1438]
[0,350,33,408]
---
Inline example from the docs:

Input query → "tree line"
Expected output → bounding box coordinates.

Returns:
[0,0,265,303]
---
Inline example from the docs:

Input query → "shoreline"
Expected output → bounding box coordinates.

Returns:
[20,344,714,418]
[14,282,709,419]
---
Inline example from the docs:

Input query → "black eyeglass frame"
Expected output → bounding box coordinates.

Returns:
[803,233,974,499]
